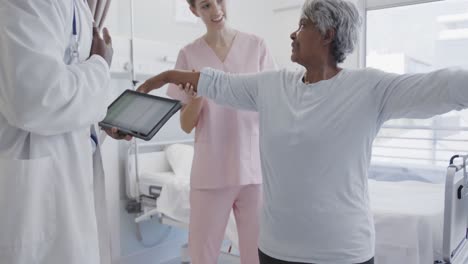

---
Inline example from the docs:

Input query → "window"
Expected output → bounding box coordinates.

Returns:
[366,0,468,167]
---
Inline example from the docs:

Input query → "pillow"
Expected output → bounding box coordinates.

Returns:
[138,151,171,173]
[165,144,194,179]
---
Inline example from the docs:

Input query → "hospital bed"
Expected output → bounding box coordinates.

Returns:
[124,141,468,264]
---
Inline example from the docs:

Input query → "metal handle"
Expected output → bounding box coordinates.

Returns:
[450,155,460,165]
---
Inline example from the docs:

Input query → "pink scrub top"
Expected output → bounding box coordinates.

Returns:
[167,31,276,189]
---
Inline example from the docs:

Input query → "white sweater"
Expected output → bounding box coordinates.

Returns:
[197,67,468,263]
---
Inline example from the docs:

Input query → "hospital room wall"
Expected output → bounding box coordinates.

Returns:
[101,0,364,263]
[257,1,363,70]
[108,0,363,70]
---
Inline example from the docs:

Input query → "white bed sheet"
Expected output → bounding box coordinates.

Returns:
[369,179,445,263]
[142,171,463,263]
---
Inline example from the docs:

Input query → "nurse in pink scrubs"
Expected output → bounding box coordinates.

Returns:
[166,0,275,263]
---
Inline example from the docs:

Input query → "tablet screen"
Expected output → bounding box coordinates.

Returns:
[102,91,179,136]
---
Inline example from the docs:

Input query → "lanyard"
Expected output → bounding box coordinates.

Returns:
[73,3,77,37]
[70,0,79,61]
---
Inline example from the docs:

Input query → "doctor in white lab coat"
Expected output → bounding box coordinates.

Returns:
[0,0,121,263]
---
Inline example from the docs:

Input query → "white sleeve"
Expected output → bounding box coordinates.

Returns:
[0,0,111,136]
[197,68,271,112]
[376,68,468,123]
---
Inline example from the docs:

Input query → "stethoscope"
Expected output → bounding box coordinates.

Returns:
[69,0,80,62]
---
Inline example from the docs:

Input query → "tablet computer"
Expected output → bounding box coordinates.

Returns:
[99,90,182,141]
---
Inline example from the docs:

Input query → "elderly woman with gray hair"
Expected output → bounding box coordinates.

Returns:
[137,0,468,263]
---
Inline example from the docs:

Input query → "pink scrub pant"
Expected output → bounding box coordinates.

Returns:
[189,184,262,264]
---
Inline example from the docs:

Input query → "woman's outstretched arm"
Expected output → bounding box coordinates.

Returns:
[138,68,271,112]
[138,70,201,94]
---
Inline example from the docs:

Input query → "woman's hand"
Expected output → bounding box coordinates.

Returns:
[137,73,167,94]
[137,70,200,94]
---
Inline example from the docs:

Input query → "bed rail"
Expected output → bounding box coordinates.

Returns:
[435,155,468,264]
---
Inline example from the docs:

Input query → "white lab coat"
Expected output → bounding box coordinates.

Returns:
[0,0,112,263]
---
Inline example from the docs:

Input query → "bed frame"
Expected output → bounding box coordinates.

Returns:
[434,155,468,264]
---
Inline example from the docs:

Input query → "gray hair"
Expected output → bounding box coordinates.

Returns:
[301,0,362,63]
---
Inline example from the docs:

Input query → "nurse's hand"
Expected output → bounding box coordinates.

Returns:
[104,127,132,141]
[90,27,113,67]
[179,83,199,99]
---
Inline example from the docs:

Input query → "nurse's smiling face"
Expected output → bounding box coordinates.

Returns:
[189,0,228,31]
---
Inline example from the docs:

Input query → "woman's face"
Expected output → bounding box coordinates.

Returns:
[191,0,227,31]
[290,18,333,66]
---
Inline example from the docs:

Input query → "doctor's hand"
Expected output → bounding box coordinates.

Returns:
[104,127,132,141]
[90,27,113,67]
